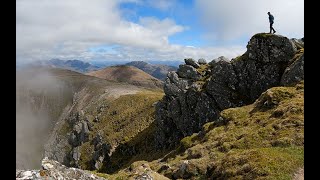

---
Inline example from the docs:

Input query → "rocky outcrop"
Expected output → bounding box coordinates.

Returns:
[90,134,112,170]
[47,111,112,170]
[290,38,304,50]
[184,58,200,68]
[208,56,229,66]
[69,114,91,147]
[177,64,201,80]
[198,58,207,65]
[281,51,304,86]
[16,157,106,180]
[125,161,170,180]
[155,33,303,148]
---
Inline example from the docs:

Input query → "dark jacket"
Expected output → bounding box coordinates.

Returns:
[269,14,274,23]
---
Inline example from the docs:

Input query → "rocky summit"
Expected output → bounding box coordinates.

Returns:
[155,33,304,148]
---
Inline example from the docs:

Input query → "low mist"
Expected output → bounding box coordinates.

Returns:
[16,68,71,169]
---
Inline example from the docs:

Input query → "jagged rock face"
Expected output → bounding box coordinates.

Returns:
[198,58,207,65]
[206,60,240,109]
[163,71,191,96]
[177,65,201,80]
[233,34,297,102]
[208,56,229,66]
[155,33,303,148]
[16,157,106,180]
[184,58,200,68]
[247,34,296,63]
[45,110,112,170]
[290,38,304,49]
[281,52,304,86]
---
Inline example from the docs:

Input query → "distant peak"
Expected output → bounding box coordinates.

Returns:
[126,61,149,65]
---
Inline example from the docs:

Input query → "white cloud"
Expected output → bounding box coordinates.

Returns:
[145,0,176,11]
[16,0,247,64]
[82,44,245,62]
[195,0,304,41]
[139,17,186,36]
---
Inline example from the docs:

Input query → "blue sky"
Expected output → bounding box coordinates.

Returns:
[119,0,209,46]
[16,0,304,64]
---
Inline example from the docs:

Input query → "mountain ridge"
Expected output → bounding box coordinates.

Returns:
[27,59,101,73]
[125,61,178,80]
[87,65,164,89]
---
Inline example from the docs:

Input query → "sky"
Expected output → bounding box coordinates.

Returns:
[16,0,304,64]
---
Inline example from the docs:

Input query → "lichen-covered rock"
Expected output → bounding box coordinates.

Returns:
[135,173,153,180]
[172,160,198,179]
[163,71,190,96]
[290,38,304,49]
[248,33,296,63]
[209,56,229,66]
[16,157,106,180]
[281,53,304,86]
[232,34,297,101]
[177,64,201,80]
[70,120,90,146]
[198,58,207,64]
[206,59,240,109]
[184,58,200,68]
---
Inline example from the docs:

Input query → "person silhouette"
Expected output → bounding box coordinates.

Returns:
[268,12,276,34]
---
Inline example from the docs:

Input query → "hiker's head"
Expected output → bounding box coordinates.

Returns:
[267,12,270,15]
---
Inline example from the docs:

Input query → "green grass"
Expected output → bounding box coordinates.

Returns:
[231,52,249,63]
[289,48,304,66]
[78,142,95,169]
[194,64,211,90]
[92,91,164,144]
[92,170,128,180]
[253,33,277,38]
[58,121,71,136]
[76,90,164,172]
[152,81,304,179]
[211,146,304,179]
[181,133,199,149]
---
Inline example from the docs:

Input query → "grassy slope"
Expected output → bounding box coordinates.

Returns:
[86,65,163,89]
[161,81,304,179]
[99,81,304,179]
[77,90,165,170]
[17,67,164,170]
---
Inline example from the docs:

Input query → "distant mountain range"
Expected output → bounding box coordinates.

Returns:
[90,60,182,68]
[25,59,179,80]
[28,59,101,73]
[125,61,178,80]
[41,59,100,73]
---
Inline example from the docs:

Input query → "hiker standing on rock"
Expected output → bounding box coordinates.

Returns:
[268,12,276,34]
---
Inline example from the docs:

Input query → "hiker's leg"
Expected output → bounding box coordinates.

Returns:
[271,23,275,33]
[270,23,272,33]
